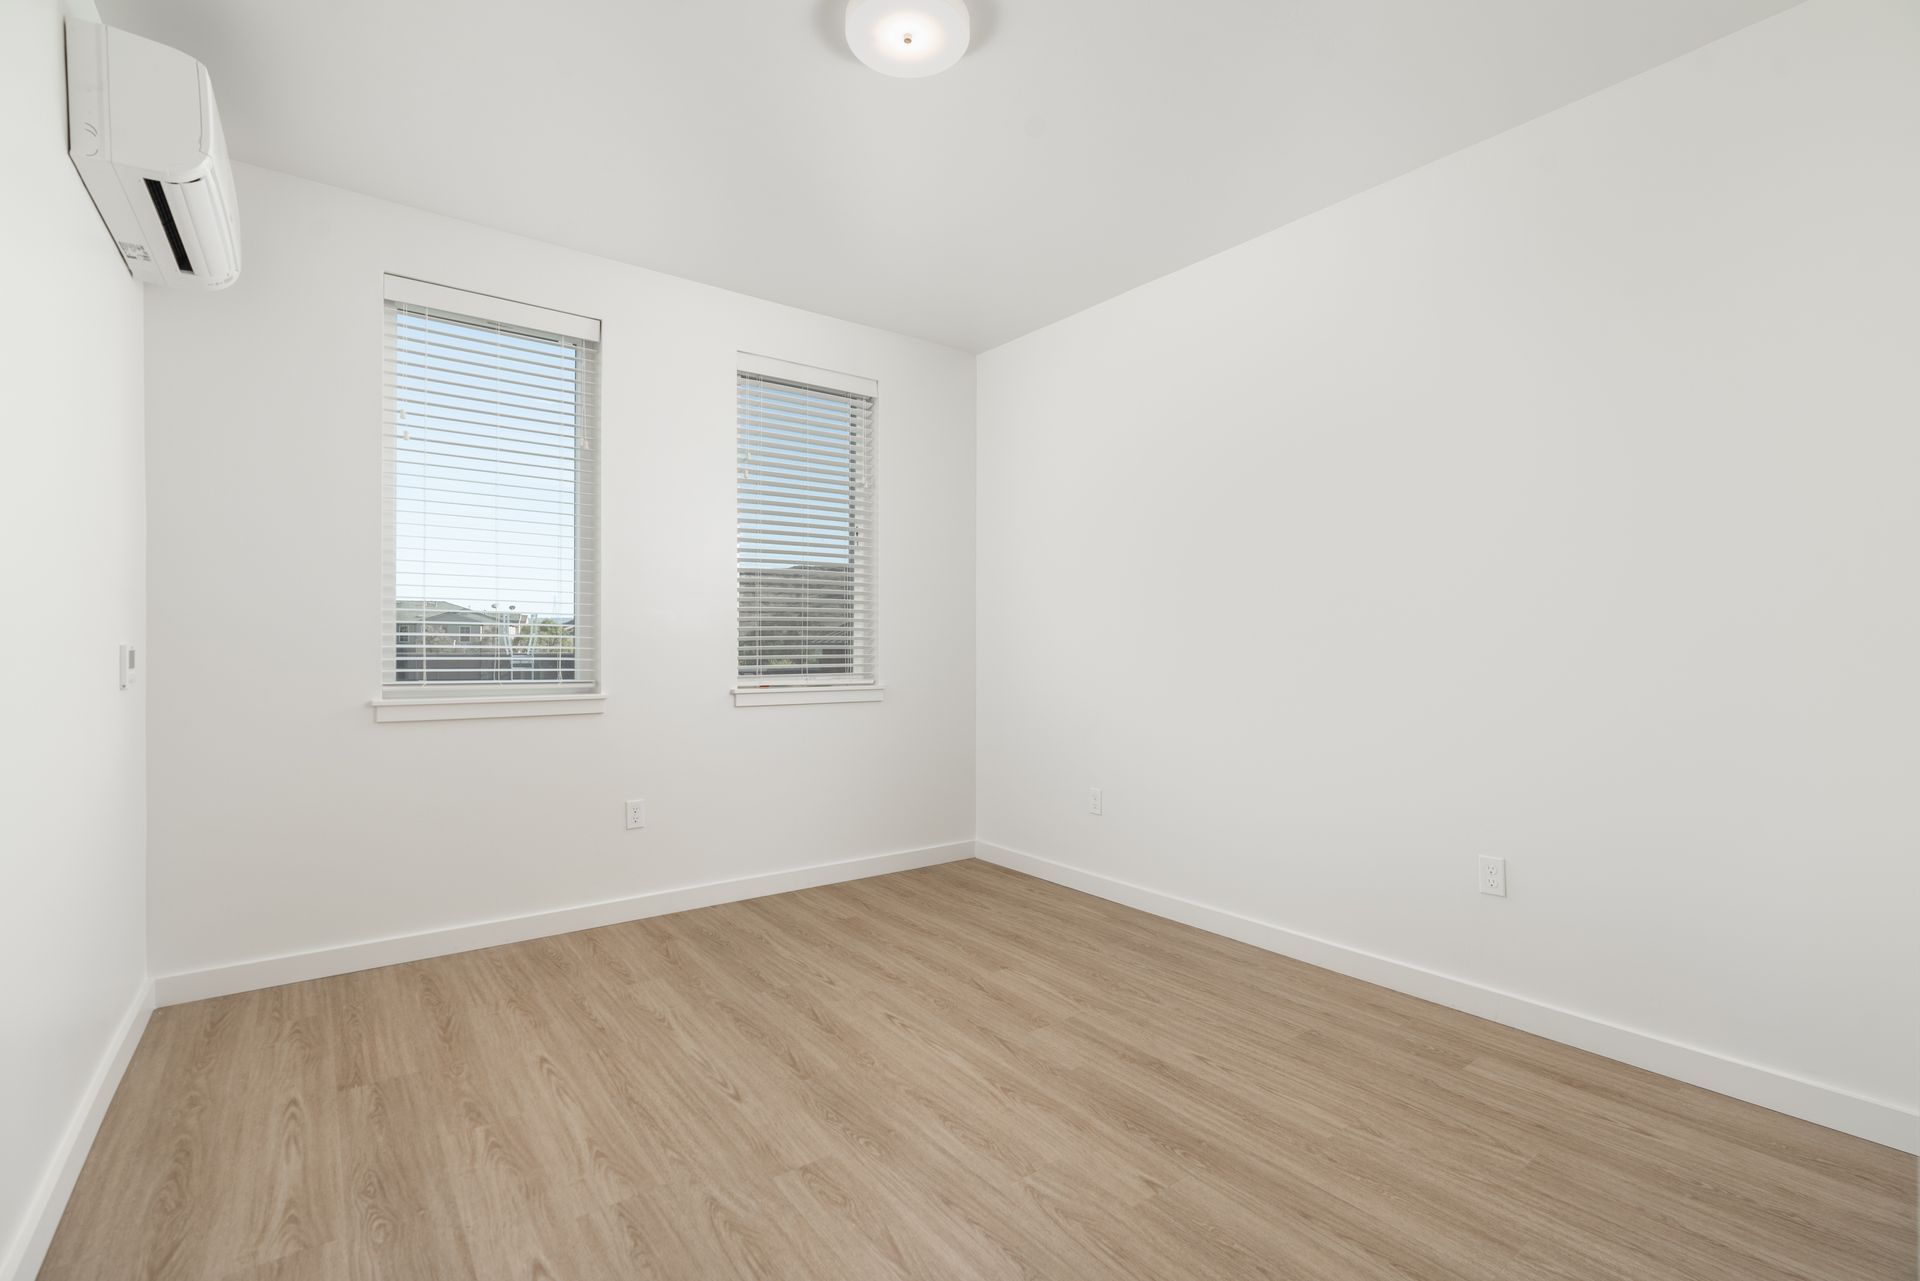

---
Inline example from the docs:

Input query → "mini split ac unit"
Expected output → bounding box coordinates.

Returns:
[65,19,242,289]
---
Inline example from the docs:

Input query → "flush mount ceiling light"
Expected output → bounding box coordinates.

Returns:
[846,0,970,78]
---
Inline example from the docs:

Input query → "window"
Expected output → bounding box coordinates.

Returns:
[735,356,878,704]
[378,277,601,718]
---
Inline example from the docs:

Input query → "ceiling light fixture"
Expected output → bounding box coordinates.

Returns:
[845,0,970,78]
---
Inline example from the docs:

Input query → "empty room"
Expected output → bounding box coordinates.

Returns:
[3,0,1916,1277]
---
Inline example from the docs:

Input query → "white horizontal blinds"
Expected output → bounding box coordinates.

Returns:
[382,285,600,693]
[737,370,876,685]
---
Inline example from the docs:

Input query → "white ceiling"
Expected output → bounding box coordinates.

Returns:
[102,0,1799,351]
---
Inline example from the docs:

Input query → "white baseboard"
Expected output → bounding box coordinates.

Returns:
[975,842,1919,1155]
[153,841,975,1007]
[1,978,155,1281]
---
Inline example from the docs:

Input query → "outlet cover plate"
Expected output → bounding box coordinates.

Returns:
[1479,855,1507,897]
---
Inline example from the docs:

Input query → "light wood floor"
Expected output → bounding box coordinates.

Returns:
[41,859,1916,1280]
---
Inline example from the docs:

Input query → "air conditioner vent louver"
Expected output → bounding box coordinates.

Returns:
[144,179,194,273]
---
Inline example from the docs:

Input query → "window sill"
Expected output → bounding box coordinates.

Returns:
[732,685,885,707]
[370,693,607,723]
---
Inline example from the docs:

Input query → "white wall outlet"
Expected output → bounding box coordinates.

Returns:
[624,798,646,830]
[119,643,137,689]
[1479,855,1507,897]
[1088,786,1104,816]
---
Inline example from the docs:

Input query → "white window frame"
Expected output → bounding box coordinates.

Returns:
[372,275,605,723]
[733,353,882,707]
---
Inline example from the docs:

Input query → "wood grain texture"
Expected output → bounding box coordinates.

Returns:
[39,860,1917,1279]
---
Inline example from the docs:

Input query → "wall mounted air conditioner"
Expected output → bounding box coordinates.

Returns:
[65,19,242,289]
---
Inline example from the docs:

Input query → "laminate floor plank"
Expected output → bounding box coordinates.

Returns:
[39,860,1917,1280]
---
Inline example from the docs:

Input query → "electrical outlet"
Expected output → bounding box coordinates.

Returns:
[624,799,646,830]
[1479,855,1507,897]
[1088,786,1103,816]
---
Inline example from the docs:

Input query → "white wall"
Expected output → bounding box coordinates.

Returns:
[977,0,1919,1135]
[0,0,151,1274]
[143,165,975,981]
